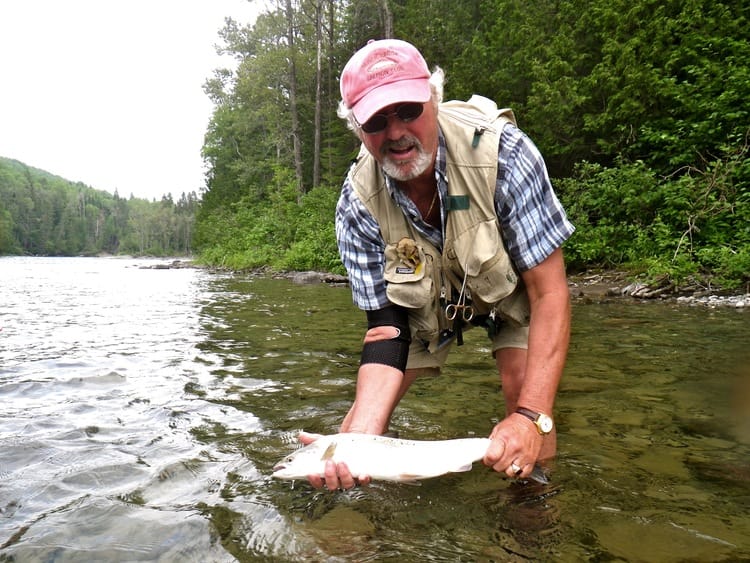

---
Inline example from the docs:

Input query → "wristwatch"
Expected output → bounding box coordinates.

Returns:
[516,407,554,435]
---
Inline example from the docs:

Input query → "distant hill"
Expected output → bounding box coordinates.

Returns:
[0,156,197,256]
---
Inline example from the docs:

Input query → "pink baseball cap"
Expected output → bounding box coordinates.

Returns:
[340,39,431,125]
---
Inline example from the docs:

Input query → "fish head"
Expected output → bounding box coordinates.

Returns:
[272,438,337,480]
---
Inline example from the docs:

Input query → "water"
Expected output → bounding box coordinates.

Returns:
[1,257,748,562]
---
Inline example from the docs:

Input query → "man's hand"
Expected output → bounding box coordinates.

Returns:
[482,414,544,479]
[299,432,372,490]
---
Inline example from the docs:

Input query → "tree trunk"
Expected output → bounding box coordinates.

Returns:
[313,0,322,189]
[326,0,336,181]
[284,0,305,198]
[380,0,393,38]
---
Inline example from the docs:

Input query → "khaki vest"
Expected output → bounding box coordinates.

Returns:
[348,95,530,351]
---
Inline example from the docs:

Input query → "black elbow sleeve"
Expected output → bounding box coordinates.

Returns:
[360,306,411,372]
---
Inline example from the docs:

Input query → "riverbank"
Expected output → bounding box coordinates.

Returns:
[567,270,749,309]
[278,268,750,309]
[147,260,749,309]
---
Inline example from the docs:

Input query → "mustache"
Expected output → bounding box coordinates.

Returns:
[381,136,422,153]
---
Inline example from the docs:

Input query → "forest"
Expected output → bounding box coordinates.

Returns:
[197,0,749,289]
[0,157,197,256]
[2,1,747,289]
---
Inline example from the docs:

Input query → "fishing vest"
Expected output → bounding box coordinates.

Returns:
[348,95,530,352]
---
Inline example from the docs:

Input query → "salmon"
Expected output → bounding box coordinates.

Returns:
[272,433,549,484]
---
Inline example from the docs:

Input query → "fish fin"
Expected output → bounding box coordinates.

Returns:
[529,465,550,485]
[398,475,423,485]
[440,462,474,474]
[321,441,337,461]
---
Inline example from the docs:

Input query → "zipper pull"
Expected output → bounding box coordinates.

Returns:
[472,126,486,148]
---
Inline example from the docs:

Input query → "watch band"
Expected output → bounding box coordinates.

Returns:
[516,407,541,422]
[515,407,554,435]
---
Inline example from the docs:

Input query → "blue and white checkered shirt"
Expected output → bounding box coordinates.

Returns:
[335,123,575,310]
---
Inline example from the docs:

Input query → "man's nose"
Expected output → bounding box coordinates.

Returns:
[384,115,410,139]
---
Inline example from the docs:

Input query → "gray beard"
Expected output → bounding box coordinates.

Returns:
[380,138,433,182]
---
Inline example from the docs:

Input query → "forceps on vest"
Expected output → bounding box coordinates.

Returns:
[445,267,474,323]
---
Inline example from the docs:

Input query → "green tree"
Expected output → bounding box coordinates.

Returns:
[193,0,749,288]
[0,206,16,253]
[0,157,195,257]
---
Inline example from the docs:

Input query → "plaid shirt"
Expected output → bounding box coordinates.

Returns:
[335,123,575,311]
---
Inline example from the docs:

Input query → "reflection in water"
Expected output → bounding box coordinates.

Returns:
[0,257,748,561]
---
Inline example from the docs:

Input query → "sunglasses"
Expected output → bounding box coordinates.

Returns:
[360,102,424,134]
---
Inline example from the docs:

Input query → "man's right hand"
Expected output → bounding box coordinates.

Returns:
[299,431,372,490]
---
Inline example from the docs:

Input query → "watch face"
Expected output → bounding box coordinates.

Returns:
[538,414,554,433]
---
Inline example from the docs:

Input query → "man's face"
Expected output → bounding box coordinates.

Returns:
[359,100,438,183]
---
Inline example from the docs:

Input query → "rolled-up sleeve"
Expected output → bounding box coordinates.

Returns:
[335,179,391,310]
[495,126,575,272]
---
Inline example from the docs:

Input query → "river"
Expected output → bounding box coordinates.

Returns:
[1,257,748,562]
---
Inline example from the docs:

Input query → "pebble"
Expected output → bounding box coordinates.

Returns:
[571,273,749,309]
[677,293,750,308]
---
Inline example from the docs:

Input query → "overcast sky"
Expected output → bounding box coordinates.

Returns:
[0,1,261,201]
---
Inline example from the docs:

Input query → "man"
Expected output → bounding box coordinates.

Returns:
[305,39,574,491]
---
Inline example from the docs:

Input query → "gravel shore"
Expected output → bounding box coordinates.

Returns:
[568,271,749,309]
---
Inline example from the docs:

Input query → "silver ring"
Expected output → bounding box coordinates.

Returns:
[510,462,522,475]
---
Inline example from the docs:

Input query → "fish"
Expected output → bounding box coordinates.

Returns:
[272,433,549,484]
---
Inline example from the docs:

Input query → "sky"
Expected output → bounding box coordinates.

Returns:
[0,1,261,201]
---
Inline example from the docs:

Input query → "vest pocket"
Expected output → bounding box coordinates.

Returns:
[384,239,440,343]
[384,239,433,308]
[446,219,518,304]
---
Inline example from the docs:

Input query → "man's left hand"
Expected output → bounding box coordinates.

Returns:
[483,414,543,479]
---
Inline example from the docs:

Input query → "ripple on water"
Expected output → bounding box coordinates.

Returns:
[0,260,270,559]
[2,258,749,561]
